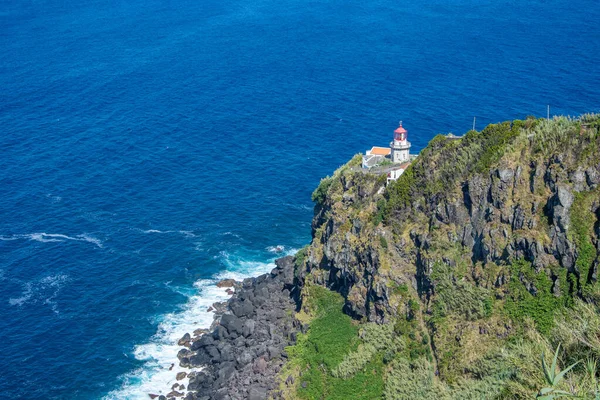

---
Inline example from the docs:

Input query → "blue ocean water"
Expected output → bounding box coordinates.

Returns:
[1,0,599,398]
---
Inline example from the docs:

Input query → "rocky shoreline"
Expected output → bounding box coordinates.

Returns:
[153,256,300,400]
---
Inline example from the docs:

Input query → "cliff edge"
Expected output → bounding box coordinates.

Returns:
[180,114,600,400]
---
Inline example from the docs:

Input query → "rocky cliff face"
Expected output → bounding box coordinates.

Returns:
[301,117,600,327]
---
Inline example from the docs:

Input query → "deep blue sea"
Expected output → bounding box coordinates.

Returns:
[1,0,599,398]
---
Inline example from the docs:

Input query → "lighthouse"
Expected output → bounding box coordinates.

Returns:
[390,121,411,163]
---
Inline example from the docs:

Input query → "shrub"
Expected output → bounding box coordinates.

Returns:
[504,260,567,335]
[372,198,387,225]
[430,262,492,321]
[384,164,416,211]
[380,235,388,249]
[333,323,402,378]
[311,176,334,204]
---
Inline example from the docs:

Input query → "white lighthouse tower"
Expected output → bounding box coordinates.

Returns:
[390,121,411,163]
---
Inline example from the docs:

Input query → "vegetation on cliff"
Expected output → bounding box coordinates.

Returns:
[279,114,600,399]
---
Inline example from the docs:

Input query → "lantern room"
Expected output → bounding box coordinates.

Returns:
[394,121,407,142]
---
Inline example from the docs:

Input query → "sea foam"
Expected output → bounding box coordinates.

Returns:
[8,274,70,314]
[104,248,296,399]
[0,232,103,248]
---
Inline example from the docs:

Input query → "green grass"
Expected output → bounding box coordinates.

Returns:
[504,259,567,335]
[285,286,384,399]
[311,176,333,204]
[569,190,599,298]
[429,262,492,322]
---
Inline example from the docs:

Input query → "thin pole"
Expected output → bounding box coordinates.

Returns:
[472,117,476,131]
[547,105,550,120]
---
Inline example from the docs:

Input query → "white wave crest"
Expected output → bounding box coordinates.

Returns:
[266,244,286,253]
[104,247,297,399]
[140,229,196,237]
[0,232,103,248]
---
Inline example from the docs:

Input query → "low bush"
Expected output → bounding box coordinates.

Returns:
[311,176,334,204]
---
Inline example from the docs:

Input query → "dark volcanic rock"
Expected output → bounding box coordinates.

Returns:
[220,314,243,337]
[179,256,300,399]
[178,333,191,347]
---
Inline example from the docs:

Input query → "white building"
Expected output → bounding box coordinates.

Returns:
[390,121,411,163]
[387,163,411,184]
[362,146,391,168]
[362,121,412,171]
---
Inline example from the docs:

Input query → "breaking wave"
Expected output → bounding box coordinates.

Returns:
[104,247,296,399]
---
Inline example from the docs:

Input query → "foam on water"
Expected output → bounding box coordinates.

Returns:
[8,274,70,313]
[266,245,287,253]
[0,233,103,248]
[104,248,297,399]
[140,229,197,238]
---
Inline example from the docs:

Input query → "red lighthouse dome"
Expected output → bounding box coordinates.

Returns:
[394,121,407,141]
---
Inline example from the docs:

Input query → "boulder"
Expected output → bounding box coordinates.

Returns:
[248,386,268,400]
[242,319,256,338]
[230,300,255,318]
[236,350,254,366]
[216,279,237,288]
[205,345,221,363]
[219,343,235,362]
[268,346,281,360]
[220,314,243,336]
[253,358,268,374]
[212,325,228,341]
[177,349,192,361]
[176,372,187,381]
[187,372,211,391]
[193,328,208,337]
[191,334,214,351]
[216,361,236,381]
[178,333,191,347]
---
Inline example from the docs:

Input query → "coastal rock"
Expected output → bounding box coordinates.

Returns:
[248,386,268,400]
[216,279,237,288]
[174,256,299,399]
[194,328,208,337]
[220,314,243,337]
[176,372,187,380]
[252,358,268,374]
[242,319,255,338]
[178,333,191,347]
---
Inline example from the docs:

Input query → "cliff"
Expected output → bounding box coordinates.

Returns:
[283,114,600,399]
[176,114,600,400]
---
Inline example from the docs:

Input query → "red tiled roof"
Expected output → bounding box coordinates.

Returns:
[370,146,391,156]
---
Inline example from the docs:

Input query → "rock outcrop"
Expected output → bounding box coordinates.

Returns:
[301,117,600,323]
[178,256,300,400]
